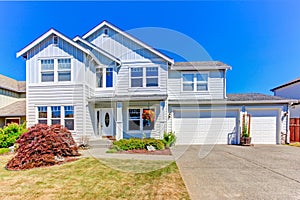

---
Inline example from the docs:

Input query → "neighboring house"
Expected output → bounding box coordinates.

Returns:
[271,77,300,142]
[16,21,294,144]
[0,74,26,127]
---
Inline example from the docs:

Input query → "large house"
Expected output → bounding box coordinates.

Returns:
[16,21,294,144]
[0,74,26,127]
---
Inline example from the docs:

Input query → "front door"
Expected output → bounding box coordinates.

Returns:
[101,108,113,137]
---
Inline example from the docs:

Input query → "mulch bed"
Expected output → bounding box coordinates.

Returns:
[118,148,172,155]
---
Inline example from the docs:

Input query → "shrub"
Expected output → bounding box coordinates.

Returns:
[162,132,176,148]
[113,138,165,151]
[0,123,27,148]
[6,124,79,170]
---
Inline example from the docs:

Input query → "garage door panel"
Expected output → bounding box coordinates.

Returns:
[173,111,238,145]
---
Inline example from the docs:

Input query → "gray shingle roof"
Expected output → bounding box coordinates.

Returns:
[227,93,289,101]
[174,61,228,67]
[172,61,231,71]
[0,74,26,93]
[0,100,26,117]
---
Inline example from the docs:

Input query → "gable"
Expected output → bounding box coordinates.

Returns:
[82,21,174,64]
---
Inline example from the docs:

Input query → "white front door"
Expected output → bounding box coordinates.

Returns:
[101,108,113,136]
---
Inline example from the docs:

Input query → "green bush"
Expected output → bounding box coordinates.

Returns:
[162,132,176,148]
[0,123,27,148]
[0,148,10,154]
[113,138,165,151]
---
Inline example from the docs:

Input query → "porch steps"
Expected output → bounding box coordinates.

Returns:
[88,138,113,148]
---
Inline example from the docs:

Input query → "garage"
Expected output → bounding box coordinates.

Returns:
[247,109,278,144]
[173,109,238,145]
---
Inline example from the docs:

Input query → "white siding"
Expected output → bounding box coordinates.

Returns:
[291,105,300,118]
[27,84,85,137]
[168,70,225,100]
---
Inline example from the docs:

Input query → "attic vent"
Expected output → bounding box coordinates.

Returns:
[104,28,109,36]
[53,35,58,45]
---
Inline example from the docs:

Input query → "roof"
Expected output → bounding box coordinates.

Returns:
[0,100,26,117]
[227,93,289,101]
[270,77,300,92]
[82,20,174,64]
[73,36,121,65]
[172,61,232,70]
[16,28,90,58]
[0,74,26,93]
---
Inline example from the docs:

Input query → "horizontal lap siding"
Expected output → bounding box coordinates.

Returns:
[27,84,84,136]
[168,70,225,100]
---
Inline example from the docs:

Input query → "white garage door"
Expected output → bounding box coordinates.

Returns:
[173,110,238,145]
[247,110,278,144]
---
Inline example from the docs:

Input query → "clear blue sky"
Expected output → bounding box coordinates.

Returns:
[0,1,300,94]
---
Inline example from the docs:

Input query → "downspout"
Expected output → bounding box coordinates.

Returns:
[286,105,290,144]
[224,69,227,99]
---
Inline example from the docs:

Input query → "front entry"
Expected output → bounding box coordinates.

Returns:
[96,108,113,137]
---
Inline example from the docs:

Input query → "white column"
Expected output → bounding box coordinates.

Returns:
[116,102,123,140]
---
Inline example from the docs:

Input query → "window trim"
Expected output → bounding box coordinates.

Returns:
[129,65,160,88]
[57,58,72,82]
[95,66,114,89]
[181,72,209,92]
[5,117,21,126]
[127,107,156,132]
[39,57,72,83]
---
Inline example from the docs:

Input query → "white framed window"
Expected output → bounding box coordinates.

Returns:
[128,108,155,131]
[36,105,75,131]
[58,58,71,81]
[40,58,72,83]
[41,59,54,82]
[95,67,114,88]
[182,72,209,92]
[51,106,61,125]
[37,106,48,124]
[64,106,74,130]
[130,66,159,88]
[53,35,58,45]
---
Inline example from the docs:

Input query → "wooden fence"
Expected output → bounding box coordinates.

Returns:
[290,118,300,143]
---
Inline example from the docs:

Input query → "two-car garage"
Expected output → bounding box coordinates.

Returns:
[171,106,283,145]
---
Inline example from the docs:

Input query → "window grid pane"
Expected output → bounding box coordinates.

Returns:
[183,74,194,82]
[58,59,71,70]
[51,106,61,118]
[64,106,74,118]
[58,72,71,81]
[96,68,103,88]
[41,59,54,71]
[196,73,208,82]
[106,68,113,88]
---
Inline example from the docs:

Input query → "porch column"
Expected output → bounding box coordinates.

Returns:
[116,102,123,140]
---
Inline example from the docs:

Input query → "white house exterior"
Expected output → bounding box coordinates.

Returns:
[17,21,294,145]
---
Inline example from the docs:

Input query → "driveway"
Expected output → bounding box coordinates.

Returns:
[172,145,300,200]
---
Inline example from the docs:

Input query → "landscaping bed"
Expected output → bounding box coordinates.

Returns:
[118,148,172,155]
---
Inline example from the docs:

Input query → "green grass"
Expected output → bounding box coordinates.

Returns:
[0,148,9,155]
[0,155,190,200]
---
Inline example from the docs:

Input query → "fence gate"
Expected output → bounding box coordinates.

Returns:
[290,118,300,143]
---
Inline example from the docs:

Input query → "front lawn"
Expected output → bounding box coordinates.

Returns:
[0,155,190,200]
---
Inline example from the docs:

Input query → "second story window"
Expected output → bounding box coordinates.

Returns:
[130,66,159,88]
[58,59,71,81]
[40,58,72,83]
[96,67,114,88]
[41,59,54,82]
[182,72,209,92]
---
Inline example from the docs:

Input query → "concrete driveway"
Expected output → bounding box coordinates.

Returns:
[172,145,300,200]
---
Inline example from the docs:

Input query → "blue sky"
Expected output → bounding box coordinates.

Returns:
[0,1,300,94]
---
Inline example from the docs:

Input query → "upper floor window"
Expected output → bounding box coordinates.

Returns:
[182,72,208,92]
[41,59,54,82]
[40,58,72,83]
[58,59,71,81]
[53,35,58,45]
[130,66,159,88]
[96,67,113,88]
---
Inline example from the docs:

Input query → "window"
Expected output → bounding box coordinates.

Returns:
[58,59,71,81]
[37,106,47,124]
[182,72,208,92]
[95,67,113,88]
[131,67,143,87]
[64,106,74,130]
[41,59,54,82]
[104,28,109,36]
[40,58,72,83]
[130,66,159,88]
[51,106,61,125]
[146,67,158,87]
[53,35,58,45]
[128,108,155,131]
[5,118,20,125]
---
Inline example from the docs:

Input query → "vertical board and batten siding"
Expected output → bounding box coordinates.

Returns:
[27,34,85,84]
[168,70,225,100]
[27,84,85,136]
[86,26,158,62]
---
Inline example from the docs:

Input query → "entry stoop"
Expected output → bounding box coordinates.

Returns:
[88,138,113,148]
